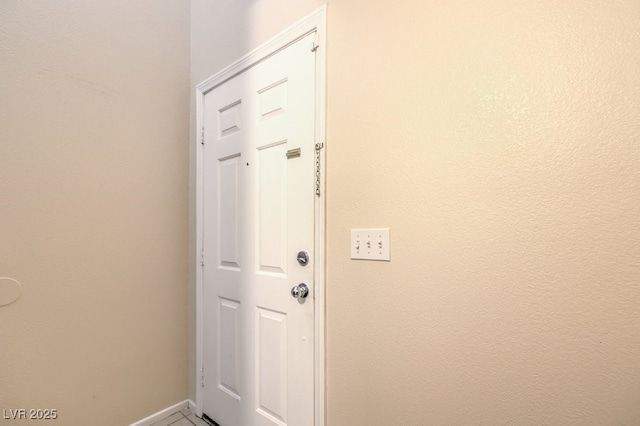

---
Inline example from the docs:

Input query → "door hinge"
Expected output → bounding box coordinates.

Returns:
[200,127,205,145]
[200,249,205,267]
[201,366,205,387]
[315,142,324,197]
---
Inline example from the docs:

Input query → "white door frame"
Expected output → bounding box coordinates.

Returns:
[194,6,326,425]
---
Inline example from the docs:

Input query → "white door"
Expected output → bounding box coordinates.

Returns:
[202,32,317,426]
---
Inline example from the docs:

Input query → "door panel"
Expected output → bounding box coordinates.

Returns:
[257,142,288,275]
[256,307,288,423]
[219,100,242,138]
[203,32,317,426]
[218,156,241,269]
[218,297,240,399]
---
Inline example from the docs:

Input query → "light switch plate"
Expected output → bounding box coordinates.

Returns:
[350,228,390,261]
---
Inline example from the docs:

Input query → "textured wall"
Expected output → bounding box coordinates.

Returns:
[326,0,640,424]
[0,1,190,424]
[190,0,640,424]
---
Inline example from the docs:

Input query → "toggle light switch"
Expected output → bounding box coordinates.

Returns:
[350,228,390,261]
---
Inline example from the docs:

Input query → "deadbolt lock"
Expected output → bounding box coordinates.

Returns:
[296,251,309,266]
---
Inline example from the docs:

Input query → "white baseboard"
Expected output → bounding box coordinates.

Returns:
[130,399,191,426]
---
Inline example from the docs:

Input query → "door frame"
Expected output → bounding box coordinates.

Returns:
[194,6,327,425]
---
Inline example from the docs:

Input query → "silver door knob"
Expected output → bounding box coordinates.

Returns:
[291,283,309,299]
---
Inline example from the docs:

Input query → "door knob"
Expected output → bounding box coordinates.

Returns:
[291,283,309,299]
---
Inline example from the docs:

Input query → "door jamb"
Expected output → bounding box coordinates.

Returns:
[194,6,327,425]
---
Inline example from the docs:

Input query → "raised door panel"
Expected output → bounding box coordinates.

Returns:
[256,307,288,425]
[218,298,241,400]
[256,142,288,277]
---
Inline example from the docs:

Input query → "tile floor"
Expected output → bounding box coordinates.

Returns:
[150,408,211,426]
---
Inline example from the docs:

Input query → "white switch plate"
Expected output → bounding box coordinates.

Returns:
[350,228,390,261]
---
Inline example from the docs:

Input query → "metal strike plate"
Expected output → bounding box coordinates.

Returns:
[286,148,301,159]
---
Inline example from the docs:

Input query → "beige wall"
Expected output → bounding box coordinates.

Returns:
[190,0,640,424]
[326,1,640,424]
[1,1,190,424]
